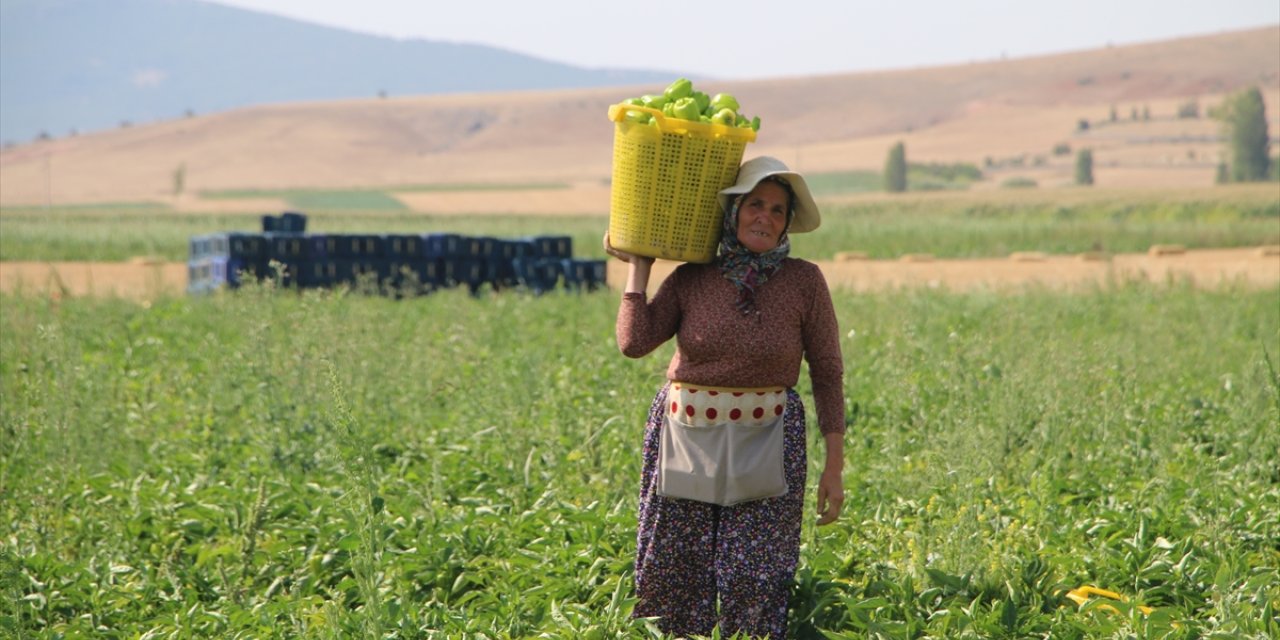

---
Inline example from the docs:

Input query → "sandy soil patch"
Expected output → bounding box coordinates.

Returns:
[3,248,1275,301]
[393,183,611,215]
[1,261,190,300]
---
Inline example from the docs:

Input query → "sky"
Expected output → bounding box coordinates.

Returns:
[207,0,1280,80]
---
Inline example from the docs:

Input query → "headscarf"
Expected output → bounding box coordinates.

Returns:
[717,176,795,315]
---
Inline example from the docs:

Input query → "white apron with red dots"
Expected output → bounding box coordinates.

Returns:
[657,382,789,506]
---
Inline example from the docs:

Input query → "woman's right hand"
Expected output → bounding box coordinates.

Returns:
[603,232,653,265]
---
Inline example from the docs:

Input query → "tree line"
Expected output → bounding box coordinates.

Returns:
[881,86,1272,192]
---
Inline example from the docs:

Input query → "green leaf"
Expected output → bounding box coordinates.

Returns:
[1001,598,1018,632]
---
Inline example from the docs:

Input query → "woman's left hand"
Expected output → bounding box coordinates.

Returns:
[815,466,844,526]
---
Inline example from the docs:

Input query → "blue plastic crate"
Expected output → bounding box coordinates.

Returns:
[280,211,308,233]
[348,259,389,289]
[189,235,215,261]
[459,235,500,259]
[562,259,608,292]
[386,234,425,258]
[307,234,335,260]
[266,233,311,261]
[225,232,266,261]
[491,239,534,288]
[187,259,211,294]
[513,257,563,294]
[206,256,229,289]
[425,233,463,258]
[441,257,501,294]
[531,235,573,259]
[388,259,443,292]
[447,257,487,288]
[331,234,385,259]
[500,238,536,261]
[300,260,341,288]
[225,257,265,288]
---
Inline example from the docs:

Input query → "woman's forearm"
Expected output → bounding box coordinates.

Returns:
[822,431,844,472]
[625,259,653,294]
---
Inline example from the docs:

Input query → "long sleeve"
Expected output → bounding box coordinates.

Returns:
[616,273,682,358]
[803,271,846,435]
[616,260,846,436]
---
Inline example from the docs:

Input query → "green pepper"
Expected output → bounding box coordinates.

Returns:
[641,94,667,110]
[711,108,737,126]
[672,97,702,122]
[710,93,740,113]
[693,91,711,114]
[664,77,693,101]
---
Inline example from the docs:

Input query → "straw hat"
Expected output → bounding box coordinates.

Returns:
[718,156,821,233]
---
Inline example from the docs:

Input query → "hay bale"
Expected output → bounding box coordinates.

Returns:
[1148,244,1186,256]
[1257,245,1280,257]
[1009,251,1048,262]
[834,251,869,262]
[1076,251,1112,262]
[899,253,935,263]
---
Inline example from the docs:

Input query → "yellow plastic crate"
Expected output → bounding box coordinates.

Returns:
[607,103,757,263]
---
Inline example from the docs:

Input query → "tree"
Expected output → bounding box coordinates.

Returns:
[1075,149,1094,186]
[1215,162,1230,184]
[1220,86,1271,182]
[883,142,907,193]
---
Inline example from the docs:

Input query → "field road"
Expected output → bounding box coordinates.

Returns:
[1,247,1277,301]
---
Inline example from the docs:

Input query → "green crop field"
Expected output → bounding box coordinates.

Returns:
[1,184,1276,263]
[2,278,1278,638]
[2,186,1279,637]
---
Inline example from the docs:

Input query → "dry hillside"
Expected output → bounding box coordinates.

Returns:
[0,26,1276,207]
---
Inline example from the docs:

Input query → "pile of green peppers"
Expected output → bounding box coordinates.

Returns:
[621,78,761,132]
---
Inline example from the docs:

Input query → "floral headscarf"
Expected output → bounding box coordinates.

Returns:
[717,176,795,315]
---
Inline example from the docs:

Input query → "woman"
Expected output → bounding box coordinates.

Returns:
[606,156,846,638]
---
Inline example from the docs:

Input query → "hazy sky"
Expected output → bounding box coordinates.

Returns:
[207,0,1279,79]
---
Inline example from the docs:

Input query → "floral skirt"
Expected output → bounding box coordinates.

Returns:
[633,382,807,639]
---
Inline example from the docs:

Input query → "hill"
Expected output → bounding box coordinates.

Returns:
[0,0,681,144]
[0,26,1276,208]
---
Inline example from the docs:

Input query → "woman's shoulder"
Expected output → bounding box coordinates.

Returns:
[781,257,823,277]
[672,261,720,279]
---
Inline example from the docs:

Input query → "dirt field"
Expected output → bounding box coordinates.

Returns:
[3,247,1275,301]
[1,28,1274,207]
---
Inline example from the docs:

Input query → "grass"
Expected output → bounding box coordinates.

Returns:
[805,164,982,196]
[2,281,1278,638]
[2,186,1280,262]
[791,186,1280,260]
[1,185,1276,262]
[0,211,609,262]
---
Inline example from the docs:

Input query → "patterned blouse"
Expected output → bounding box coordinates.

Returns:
[617,258,846,435]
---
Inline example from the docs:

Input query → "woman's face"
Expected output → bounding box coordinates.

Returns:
[735,180,789,253]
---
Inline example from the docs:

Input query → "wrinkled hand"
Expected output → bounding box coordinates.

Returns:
[602,232,652,265]
[816,467,844,526]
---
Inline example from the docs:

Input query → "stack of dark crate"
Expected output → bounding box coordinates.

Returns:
[187,232,269,294]
[187,213,607,295]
